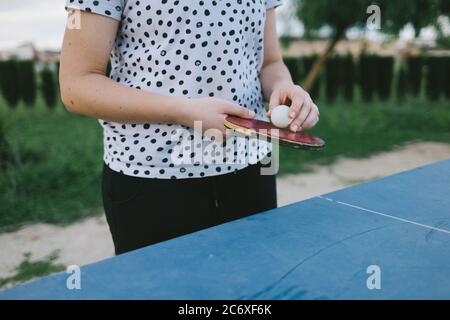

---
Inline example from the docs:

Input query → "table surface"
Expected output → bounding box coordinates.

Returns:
[1,159,450,300]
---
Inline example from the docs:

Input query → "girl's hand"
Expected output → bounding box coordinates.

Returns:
[178,97,255,134]
[267,83,319,132]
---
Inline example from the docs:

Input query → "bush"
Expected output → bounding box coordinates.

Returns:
[359,55,376,102]
[0,60,20,108]
[325,56,341,103]
[55,61,61,91]
[375,57,394,101]
[324,55,355,103]
[17,60,37,107]
[41,66,57,109]
[445,57,450,99]
[0,113,11,171]
[406,56,424,97]
[396,62,408,102]
[342,54,355,102]
[284,57,302,85]
[425,56,447,101]
[279,36,297,50]
[302,55,321,100]
[0,61,4,98]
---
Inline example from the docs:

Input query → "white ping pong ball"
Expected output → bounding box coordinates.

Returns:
[270,105,293,128]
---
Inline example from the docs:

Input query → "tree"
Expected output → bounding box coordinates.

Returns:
[0,61,4,99]
[342,54,355,102]
[407,57,425,97]
[41,66,57,109]
[0,60,20,108]
[396,63,408,103]
[283,57,303,85]
[375,56,394,101]
[0,111,11,171]
[359,55,377,102]
[18,60,37,107]
[302,55,322,100]
[445,57,450,99]
[325,55,341,103]
[425,56,447,101]
[294,0,450,91]
[324,54,356,102]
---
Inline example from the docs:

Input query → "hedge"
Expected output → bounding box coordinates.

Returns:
[283,57,303,85]
[0,60,20,108]
[446,57,450,99]
[376,57,394,101]
[323,54,356,103]
[17,60,37,107]
[425,56,448,101]
[406,56,424,97]
[396,63,408,102]
[0,113,10,171]
[359,55,377,102]
[342,54,355,102]
[0,55,448,110]
[325,56,341,103]
[41,66,57,109]
[282,55,449,103]
[302,55,321,100]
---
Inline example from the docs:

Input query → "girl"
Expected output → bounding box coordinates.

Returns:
[61,0,319,254]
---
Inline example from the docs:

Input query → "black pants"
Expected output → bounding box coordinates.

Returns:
[102,162,277,255]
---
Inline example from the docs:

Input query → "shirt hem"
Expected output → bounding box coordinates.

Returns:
[104,159,256,179]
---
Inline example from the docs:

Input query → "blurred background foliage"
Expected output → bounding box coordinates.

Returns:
[0,0,449,231]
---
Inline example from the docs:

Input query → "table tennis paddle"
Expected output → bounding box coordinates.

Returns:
[224,115,325,151]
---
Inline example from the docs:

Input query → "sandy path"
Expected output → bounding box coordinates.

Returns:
[277,142,450,205]
[1,142,449,282]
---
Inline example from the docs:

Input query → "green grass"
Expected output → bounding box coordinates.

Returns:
[279,99,450,174]
[0,98,449,231]
[0,100,103,231]
[0,251,65,289]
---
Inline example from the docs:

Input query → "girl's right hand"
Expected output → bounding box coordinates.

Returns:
[178,97,256,134]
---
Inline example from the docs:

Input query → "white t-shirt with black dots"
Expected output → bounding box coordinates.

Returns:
[65,0,283,179]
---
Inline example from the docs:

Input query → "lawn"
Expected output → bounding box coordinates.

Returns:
[0,98,449,231]
[0,100,103,231]
[280,99,450,173]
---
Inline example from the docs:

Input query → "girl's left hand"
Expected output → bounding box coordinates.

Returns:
[267,83,320,132]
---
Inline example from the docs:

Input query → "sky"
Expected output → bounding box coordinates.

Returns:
[0,0,67,50]
[0,0,446,51]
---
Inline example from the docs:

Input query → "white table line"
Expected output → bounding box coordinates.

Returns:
[317,196,450,235]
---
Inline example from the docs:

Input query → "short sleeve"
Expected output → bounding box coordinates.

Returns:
[65,0,124,21]
[265,0,283,10]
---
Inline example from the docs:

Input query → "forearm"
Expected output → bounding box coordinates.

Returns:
[260,60,293,102]
[60,73,186,124]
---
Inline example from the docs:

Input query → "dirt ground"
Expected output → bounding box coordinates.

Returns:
[1,141,449,281]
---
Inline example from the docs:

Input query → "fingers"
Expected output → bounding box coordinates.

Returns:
[290,103,311,132]
[289,89,311,131]
[267,89,282,117]
[289,91,320,131]
[301,106,320,129]
[291,102,319,131]
[224,103,256,119]
[218,114,228,136]
[287,92,305,120]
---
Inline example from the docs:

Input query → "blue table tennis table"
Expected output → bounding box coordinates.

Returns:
[1,159,450,300]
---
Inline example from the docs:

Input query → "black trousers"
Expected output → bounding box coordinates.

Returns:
[102,162,277,255]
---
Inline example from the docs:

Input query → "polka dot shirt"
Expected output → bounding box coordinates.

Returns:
[65,0,283,179]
